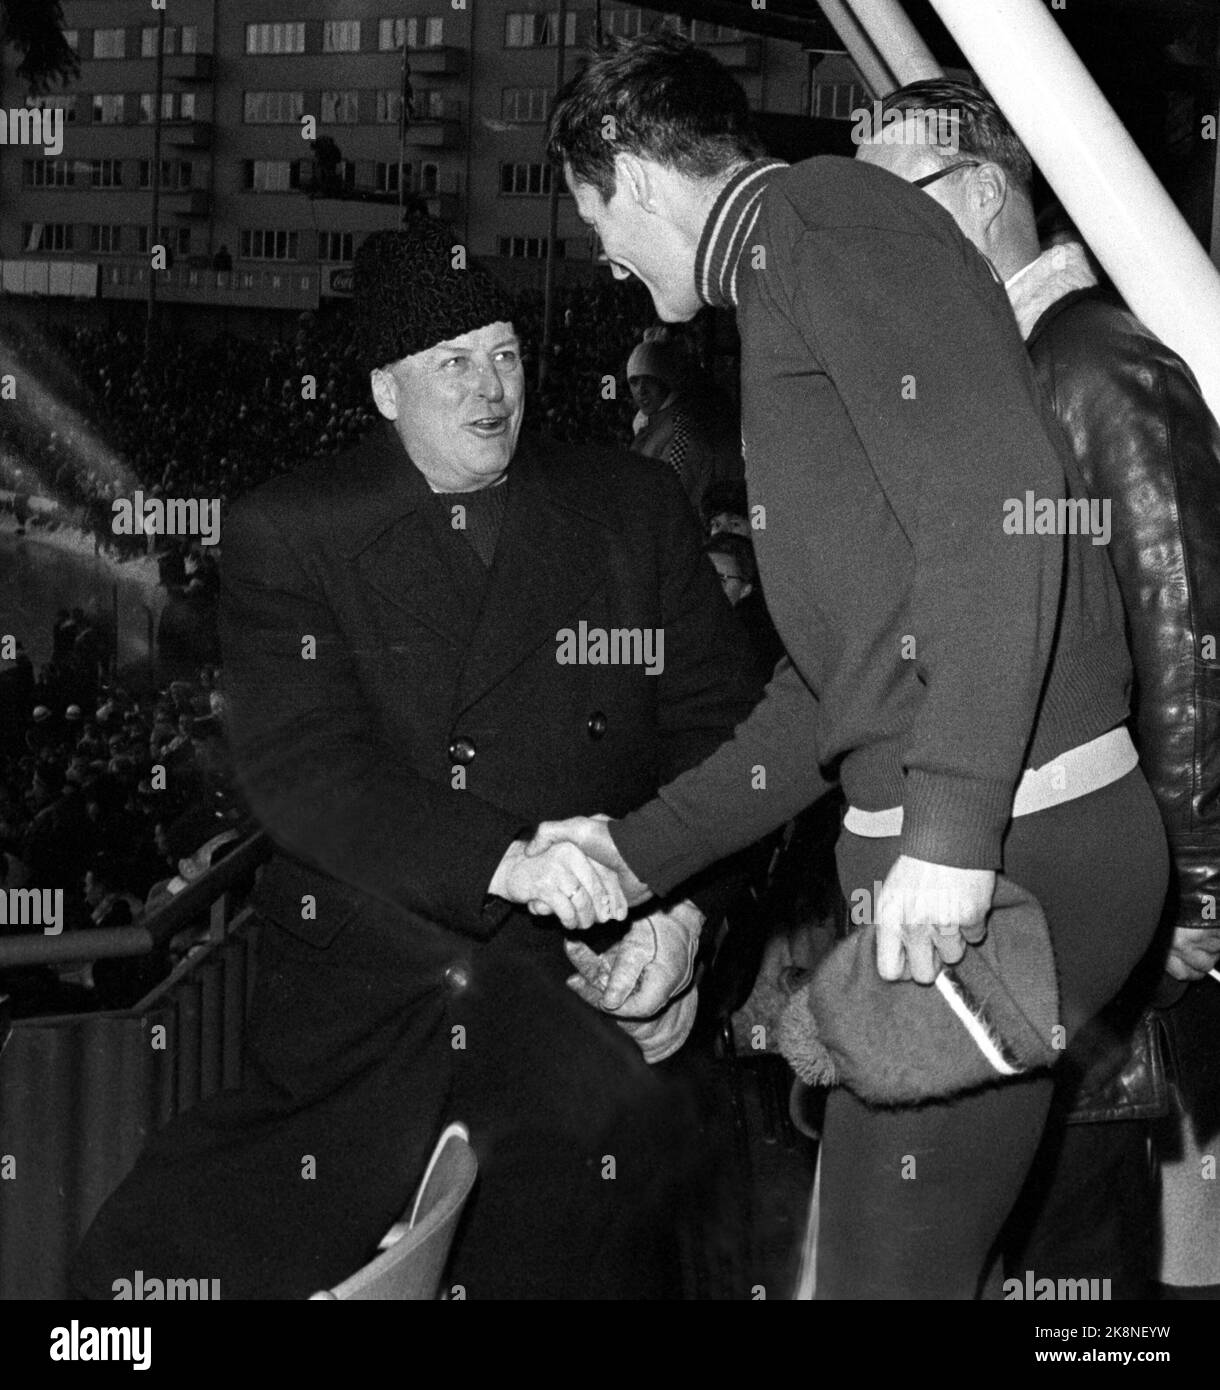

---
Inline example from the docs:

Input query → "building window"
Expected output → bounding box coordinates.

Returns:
[180,93,196,120]
[62,30,78,53]
[243,160,299,193]
[375,162,407,194]
[246,23,305,55]
[90,225,122,254]
[602,8,652,38]
[139,160,192,190]
[318,231,354,262]
[24,159,72,188]
[240,229,299,261]
[90,159,123,189]
[142,26,177,57]
[502,88,549,122]
[417,90,447,119]
[139,93,174,123]
[500,162,552,196]
[498,236,563,259]
[324,20,362,53]
[23,222,74,252]
[812,80,870,121]
[92,28,126,60]
[26,93,77,123]
[505,12,578,47]
[421,161,439,194]
[137,226,191,256]
[92,95,125,124]
[376,91,402,124]
[380,17,444,49]
[244,91,305,124]
[321,90,360,124]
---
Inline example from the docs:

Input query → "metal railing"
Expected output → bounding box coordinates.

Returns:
[0,829,272,1299]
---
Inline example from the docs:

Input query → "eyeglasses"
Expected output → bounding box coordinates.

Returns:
[912,159,980,189]
[718,571,744,587]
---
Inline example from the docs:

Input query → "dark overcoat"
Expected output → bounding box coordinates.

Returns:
[72,425,760,1299]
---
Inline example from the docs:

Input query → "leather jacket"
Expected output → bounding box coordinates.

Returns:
[1026,284,1220,930]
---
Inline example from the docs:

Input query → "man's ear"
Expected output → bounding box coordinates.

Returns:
[739,581,754,602]
[973,163,1008,237]
[370,367,398,421]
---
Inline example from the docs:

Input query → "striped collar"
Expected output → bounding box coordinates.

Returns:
[695,159,788,309]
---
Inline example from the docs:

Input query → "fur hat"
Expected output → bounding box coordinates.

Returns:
[353,219,515,373]
[775,875,1061,1105]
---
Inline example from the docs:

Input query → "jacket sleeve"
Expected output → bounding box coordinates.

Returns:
[1037,305,1220,928]
[614,655,833,898]
[644,465,770,914]
[220,495,523,940]
[777,214,1065,868]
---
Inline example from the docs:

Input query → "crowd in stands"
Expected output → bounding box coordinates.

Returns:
[0,604,244,1016]
[0,275,674,553]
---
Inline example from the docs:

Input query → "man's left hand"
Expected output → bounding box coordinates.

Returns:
[564,901,704,1016]
[874,855,996,984]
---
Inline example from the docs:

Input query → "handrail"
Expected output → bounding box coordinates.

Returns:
[0,829,271,969]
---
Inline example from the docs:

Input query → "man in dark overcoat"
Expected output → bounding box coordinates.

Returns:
[70,223,761,1300]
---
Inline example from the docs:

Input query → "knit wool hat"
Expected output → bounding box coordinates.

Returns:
[775,875,1061,1105]
[353,219,515,374]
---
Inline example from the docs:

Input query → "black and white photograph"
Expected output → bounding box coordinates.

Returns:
[0,0,1218,1363]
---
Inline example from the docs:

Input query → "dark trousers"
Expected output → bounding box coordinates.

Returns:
[815,768,1168,1299]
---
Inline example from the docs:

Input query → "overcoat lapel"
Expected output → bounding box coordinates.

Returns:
[454,438,615,714]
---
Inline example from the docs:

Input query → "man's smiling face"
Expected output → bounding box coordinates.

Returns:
[371,321,525,492]
[569,161,703,322]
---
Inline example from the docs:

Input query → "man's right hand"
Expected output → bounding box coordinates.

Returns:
[487,839,628,930]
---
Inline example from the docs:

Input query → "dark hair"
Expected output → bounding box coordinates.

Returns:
[881,79,1033,195]
[704,532,757,587]
[547,30,762,202]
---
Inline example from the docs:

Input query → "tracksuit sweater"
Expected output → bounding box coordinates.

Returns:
[613,157,1132,885]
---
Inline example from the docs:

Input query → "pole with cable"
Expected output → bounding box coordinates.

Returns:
[146,0,168,357]
[539,0,568,390]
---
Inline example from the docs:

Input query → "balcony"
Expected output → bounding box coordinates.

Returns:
[166,120,212,149]
[405,103,463,148]
[165,52,214,84]
[408,46,464,77]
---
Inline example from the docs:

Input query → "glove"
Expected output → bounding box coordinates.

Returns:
[563,902,702,1015]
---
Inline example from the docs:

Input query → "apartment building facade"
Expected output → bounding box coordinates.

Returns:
[0,2,829,314]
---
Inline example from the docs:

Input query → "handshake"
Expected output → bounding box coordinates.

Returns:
[487,816,701,1063]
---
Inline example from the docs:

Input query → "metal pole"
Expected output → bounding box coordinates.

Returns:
[539,0,568,390]
[845,0,942,85]
[815,0,898,98]
[928,0,1220,422]
[146,2,168,356]
[398,30,412,221]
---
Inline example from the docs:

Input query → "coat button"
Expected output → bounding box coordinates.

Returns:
[444,964,470,995]
[448,736,477,764]
[587,711,608,740]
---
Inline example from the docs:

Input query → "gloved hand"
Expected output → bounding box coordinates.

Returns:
[564,902,704,1063]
